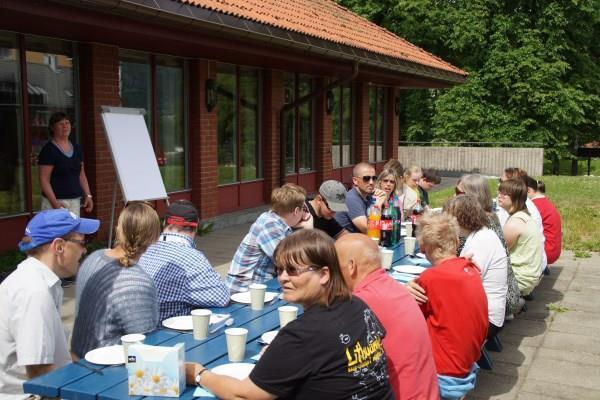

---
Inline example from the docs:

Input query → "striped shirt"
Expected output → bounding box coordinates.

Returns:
[139,232,230,321]
[71,250,158,358]
[226,211,291,294]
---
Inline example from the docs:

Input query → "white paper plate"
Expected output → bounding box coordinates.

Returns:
[415,252,427,259]
[391,272,414,283]
[162,314,229,331]
[231,291,278,304]
[211,363,255,380]
[260,330,279,345]
[84,345,124,365]
[393,265,427,275]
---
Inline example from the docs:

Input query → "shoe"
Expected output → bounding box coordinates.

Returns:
[516,298,526,315]
[523,294,534,301]
[505,313,514,321]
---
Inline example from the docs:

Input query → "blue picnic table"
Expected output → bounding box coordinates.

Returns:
[23,241,424,399]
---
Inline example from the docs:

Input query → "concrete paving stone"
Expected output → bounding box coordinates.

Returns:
[534,347,600,367]
[467,372,521,400]
[490,341,537,366]
[501,330,546,348]
[501,319,548,338]
[520,378,600,400]
[570,275,600,291]
[529,287,566,304]
[544,265,577,281]
[527,357,600,391]
[481,359,530,379]
[541,331,600,356]
[551,310,600,333]
[535,276,571,292]
[515,302,554,321]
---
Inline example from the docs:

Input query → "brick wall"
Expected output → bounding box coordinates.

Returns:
[314,77,333,184]
[190,60,218,219]
[79,43,121,241]
[354,81,370,164]
[262,69,283,198]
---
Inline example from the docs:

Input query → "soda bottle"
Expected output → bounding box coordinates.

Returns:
[392,195,402,244]
[380,202,393,248]
[411,199,424,238]
[367,204,381,241]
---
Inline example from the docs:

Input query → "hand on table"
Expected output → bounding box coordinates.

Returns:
[185,362,206,385]
[406,280,428,305]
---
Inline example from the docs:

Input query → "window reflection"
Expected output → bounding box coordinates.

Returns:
[331,83,353,168]
[369,86,386,162]
[283,73,314,175]
[0,33,25,215]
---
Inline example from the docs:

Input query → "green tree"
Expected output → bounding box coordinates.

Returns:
[338,0,600,174]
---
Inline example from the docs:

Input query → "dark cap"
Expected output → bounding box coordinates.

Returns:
[318,180,349,213]
[165,200,199,228]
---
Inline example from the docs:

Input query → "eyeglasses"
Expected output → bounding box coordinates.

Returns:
[361,176,378,183]
[64,237,88,248]
[319,195,331,211]
[454,187,465,195]
[381,179,395,184]
[276,264,318,277]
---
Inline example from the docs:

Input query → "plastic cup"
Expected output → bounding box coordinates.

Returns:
[404,237,417,256]
[191,309,212,340]
[225,327,248,362]
[380,249,394,270]
[121,333,145,362]
[278,305,298,328]
[249,283,267,310]
[405,224,413,237]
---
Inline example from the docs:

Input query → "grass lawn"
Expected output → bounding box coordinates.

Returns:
[429,176,600,256]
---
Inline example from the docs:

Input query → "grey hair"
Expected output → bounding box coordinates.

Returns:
[460,174,493,213]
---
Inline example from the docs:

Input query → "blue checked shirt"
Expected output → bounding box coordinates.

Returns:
[226,211,291,294]
[139,232,230,321]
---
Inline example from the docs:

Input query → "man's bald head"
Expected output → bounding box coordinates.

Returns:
[335,233,382,290]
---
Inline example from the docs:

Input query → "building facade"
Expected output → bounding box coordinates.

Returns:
[0,0,466,250]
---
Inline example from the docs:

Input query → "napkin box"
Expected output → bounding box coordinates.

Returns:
[126,343,185,397]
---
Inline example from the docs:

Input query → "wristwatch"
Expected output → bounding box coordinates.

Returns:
[86,194,93,198]
[195,368,208,386]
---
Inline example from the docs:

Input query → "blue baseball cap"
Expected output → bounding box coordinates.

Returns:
[19,209,100,252]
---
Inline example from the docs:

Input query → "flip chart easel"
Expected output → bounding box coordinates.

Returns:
[100,106,168,245]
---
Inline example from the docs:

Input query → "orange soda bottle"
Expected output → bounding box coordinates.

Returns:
[367,204,381,240]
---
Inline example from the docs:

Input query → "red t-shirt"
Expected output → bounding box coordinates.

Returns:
[532,196,562,264]
[416,257,488,377]
[355,269,439,400]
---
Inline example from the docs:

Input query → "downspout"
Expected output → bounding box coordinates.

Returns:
[279,61,360,186]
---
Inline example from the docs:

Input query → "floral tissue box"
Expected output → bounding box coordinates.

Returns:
[126,343,185,397]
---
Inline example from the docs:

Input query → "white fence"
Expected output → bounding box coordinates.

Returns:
[397,146,544,176]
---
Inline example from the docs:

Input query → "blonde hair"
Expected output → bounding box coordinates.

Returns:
[376,168,401,198]
[416,212,459,261]
[403,165,423,180]
[383,158,404,178]
[114,202,161,267]
[271,183,306,215]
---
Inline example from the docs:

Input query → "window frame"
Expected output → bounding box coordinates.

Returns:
[283,73,315,175]
[331,83,354,168]
[369,85,388,163]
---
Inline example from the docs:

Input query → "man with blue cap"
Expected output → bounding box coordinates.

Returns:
[0,209,99,398]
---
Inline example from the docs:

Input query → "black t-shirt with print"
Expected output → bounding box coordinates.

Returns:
[250,297,393,400]
[305,200,345,239]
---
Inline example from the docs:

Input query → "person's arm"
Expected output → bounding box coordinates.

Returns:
[39,165,63,209]
[334,228,349,239]
[406,280,428,305]
[186,253,231,307]
[351,215,368,234]
[373,189,387,208]
[503,218,523,251]
[79,162,93,212]
[25,364,57,379]
[186,363,276,400]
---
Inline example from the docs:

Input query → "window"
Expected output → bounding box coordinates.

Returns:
[0,33,25,215]
[26,36,77,212]
[0,32,78,216]
[369,86,387,162]
[119,51,187,192]
[331,84,353,168]
[216,64,261,185]
[283,73,314,174]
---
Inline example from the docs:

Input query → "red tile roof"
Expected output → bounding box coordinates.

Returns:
[178,0,466,77]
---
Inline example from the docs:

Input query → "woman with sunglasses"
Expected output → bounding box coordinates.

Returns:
[187,229,393,400]
[497,179,544,298]
[71,202,161,359]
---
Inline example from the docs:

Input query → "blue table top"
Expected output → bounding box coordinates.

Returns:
[24,240,430,400]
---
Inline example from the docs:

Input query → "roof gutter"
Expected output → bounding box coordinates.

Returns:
[279,61,360,187]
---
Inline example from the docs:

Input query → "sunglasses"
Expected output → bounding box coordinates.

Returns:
[64,237,88,248]
[276,264,318,277]
[361,176,378,183]
[454,187,465,195]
